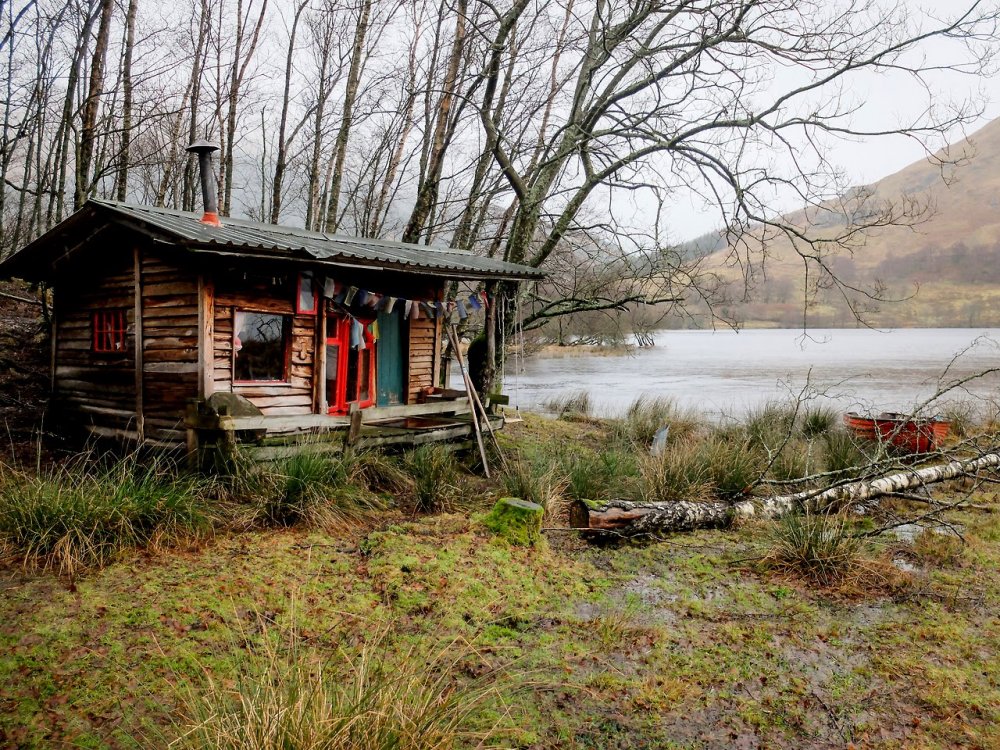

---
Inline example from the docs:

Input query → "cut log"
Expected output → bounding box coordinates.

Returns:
[571,452,1000,537]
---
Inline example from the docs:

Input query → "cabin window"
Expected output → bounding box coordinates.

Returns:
[233,311,290,383]
[325,314,376,413]
[296,272,318,315]
[92,309,128,353]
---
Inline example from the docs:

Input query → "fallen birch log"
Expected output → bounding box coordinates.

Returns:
[569,452,1000,537]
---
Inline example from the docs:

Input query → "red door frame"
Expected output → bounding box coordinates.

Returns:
[326,314,376,414]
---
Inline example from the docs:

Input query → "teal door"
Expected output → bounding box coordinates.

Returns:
[376,308,405,406]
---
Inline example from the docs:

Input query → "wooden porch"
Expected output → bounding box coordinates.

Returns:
[184,391,502,464]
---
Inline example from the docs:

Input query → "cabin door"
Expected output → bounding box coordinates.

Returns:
[376,307,405,406]
[325,313,376,414]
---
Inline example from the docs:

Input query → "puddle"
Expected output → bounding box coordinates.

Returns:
[621,574,679,606]
[887,522,962,543]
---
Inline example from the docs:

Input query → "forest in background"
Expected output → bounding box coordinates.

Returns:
[3,0,1000,349]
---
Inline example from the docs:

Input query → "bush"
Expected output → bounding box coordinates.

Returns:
[168,629,505,750]
[614,395,699,447]
[764,510,862,586]
[406,445,459,513]
[0,453,212,575]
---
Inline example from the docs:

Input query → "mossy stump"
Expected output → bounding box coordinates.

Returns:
[483,497,544,546]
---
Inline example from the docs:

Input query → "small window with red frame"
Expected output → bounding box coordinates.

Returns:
[92,309,128,353]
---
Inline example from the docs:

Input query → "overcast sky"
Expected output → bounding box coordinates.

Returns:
[653,0,1000,241]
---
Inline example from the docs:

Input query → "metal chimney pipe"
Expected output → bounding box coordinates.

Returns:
[186,139,222,227]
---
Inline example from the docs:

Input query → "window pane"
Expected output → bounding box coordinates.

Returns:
[326,344,339,410]
[359,351,371,402]
[298,273,316,313]
[234,311,288,382]
[346,348,359,401]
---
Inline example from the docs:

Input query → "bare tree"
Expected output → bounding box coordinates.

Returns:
[74,0,114,209]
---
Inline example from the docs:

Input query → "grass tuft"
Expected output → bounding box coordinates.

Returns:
[821,429,870,475]
[742,400,798,450]
[763,509,862,586]
[614,395,699,447]
[542,391,592,419]
[406,445,459,513]
[0,453,212,575]
[561,449,636,503]
[168,627,506,750]
[637,444,712,503]
[226,450,382,529]
[500,457,568,518]
[800,404,840,438]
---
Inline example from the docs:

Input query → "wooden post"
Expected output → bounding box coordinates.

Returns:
[347,402,362,444]
[197,275,214,400]
[49,293,57,393]
[184,399,199,470]
[314,302,327,413]
[447,325,490,478]
[133,247,144,442]
[431,285,444,390]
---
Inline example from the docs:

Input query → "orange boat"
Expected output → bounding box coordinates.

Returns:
[843,412,950,453]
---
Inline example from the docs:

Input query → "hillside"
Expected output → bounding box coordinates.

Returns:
[706,119,1000,328]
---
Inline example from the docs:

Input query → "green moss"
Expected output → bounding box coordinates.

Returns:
[481,497,544,546]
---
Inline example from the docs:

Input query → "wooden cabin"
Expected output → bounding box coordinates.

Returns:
[0,199,542,461]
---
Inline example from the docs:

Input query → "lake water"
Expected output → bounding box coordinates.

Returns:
[491,328,1000,420]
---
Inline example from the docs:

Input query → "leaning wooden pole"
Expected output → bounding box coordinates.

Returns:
[570,452,1000,536]
[447,325,490,478]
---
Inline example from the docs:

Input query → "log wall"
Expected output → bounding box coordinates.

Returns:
[212,273,315,416]
[140,251,199,443]
[53,247,138,436]
[407,314,440,403]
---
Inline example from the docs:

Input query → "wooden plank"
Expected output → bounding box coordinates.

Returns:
[58,379,134,394]
[199,275,214,399]
[133,246,145,443]
[232,385,313,397]
[49,302,57,392]
[143,296,198,309]
[241,394,314,409]
[143,281,198,297]
[143,349,199,362]
[143,326,198,337]
[143,361,199,374]
[221,399,468,431]
[314,310,326,413]
[214,295,293,314]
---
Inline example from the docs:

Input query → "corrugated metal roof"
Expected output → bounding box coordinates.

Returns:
[90,200,544,280]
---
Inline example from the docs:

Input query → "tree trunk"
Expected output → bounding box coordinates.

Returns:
[270,0,307,224]
[323,0,371,233]
[570,452,1000,537]
[115,0,138,202]
[75,0,115,209]
[400,0,466,243]
[182,0,210,212]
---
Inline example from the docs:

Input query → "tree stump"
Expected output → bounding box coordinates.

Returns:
[483,497,544,546]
